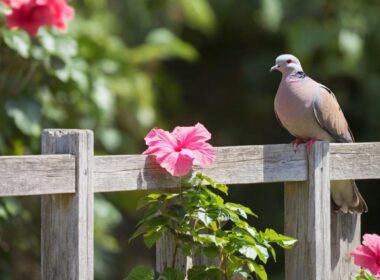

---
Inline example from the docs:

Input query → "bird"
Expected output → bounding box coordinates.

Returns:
[271,54,367,214]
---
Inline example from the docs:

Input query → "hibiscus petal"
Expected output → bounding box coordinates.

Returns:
[172,123,212,149]
[182,142,216,168]
[351,245,380,275]
[143,128,176,155]
[363,234,380,256]
[157,151,194,176]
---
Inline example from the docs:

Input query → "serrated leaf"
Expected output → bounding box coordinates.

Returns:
[125,265,154,280]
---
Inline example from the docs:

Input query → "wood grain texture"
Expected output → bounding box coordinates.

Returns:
[156,231,193,274]
[94,142,380,193]
[41,129,94,280]
[0,142,379,196]
[330,142,380,180]
[94,144,308,192]
[0,155,75,196]
[285,142,331,280]
[331,212,361,279]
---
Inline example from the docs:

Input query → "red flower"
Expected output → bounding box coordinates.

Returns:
[350,233,380,276]
[144,123,216,176]
[2,0,74,36]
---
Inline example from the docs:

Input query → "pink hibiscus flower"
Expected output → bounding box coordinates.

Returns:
[2,0,74,36]
[143,123,216,176]
[350,233,380,276]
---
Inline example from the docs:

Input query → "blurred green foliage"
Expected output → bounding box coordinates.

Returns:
[0,0,380,279]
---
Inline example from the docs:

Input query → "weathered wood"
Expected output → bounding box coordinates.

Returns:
[331,212,361,279]
[0,155,75,196]
[41,129,94,280]
[94,144,308,192]
[156,231,193,274]
[285,142,331,280]
[0,142,379,196]
[330,142,380,180]
[94,142,380,192]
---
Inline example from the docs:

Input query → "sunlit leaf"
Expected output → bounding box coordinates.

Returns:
[125,265,154,280]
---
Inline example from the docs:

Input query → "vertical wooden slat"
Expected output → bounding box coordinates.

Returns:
[41,129,94,280]
[284,142,331,280]
[331,212,361,279]
[156,232,193,273]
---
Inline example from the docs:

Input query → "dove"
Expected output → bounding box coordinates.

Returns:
[271,54,367,213]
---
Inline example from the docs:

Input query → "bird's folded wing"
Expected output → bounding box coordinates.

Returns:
[312,84,354,143]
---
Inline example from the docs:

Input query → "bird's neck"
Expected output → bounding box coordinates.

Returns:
[282,70,306,81]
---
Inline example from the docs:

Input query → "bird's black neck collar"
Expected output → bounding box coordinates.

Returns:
[289,71,306,79]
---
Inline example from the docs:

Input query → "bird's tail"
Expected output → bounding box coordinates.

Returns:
[331,180,368,214]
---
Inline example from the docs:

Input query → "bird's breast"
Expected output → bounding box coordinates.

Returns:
[274,78,331,140]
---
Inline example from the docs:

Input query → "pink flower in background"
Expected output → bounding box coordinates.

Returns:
[350,233,380,276]
[144,123,216,176]
[2,0,74,36]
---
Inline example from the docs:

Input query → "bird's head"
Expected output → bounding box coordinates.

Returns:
[270,54,303,74]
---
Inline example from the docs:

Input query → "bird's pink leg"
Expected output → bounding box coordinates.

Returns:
[305,138,318,154]
[292,137,304,153]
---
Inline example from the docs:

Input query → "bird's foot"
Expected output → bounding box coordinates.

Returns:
[305,138,317,154]
[291,138,304,153]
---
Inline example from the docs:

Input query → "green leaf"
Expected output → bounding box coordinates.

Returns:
[127,28,198,64]
[179,0,217,34]
[2,29,31,58]
[5,98,41,137]
[194,173,228,195]
[252,263,267,280]
[125,265,154,280]
[188,266,223,280]
[254,245,269,264]
[225,203,258,218]
[143,227,166,248]
[158,267,185,280]
[261,229,297,248]
[197,208,213,226]
[239,245,257,261]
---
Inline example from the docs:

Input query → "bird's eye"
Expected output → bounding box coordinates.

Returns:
[287,59,292,64]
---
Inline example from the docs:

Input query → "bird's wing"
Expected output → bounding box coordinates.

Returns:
[312,83,354,143]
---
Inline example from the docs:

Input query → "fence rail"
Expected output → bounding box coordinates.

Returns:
[0,129,378,279]
[1,142,380,196]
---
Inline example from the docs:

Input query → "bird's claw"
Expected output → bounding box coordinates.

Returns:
[292,138,303,153]
[305,138,317,154]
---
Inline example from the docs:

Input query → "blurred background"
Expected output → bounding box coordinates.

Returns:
[0,0,380,279]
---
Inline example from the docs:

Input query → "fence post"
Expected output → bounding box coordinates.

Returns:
[331,211,361,278]
[41,129,94,280]
[284,141,331,279]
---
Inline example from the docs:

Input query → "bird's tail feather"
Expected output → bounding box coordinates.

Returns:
[331,180,367,214]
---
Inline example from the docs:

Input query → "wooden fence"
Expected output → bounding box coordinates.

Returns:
[0,129,379,279]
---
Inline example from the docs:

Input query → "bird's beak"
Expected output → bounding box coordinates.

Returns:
[270,64,280,72]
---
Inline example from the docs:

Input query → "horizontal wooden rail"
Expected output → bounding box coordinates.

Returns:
[0,154,75,196]
[0,142,379,196]
[94,142,380,192]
